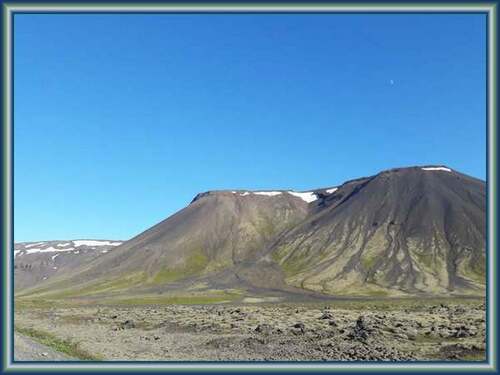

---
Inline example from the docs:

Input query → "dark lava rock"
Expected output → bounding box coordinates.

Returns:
[291,322,306,335]
[293,322,305,330]
[120,320,136,329]
[440,343,485,360]
[454,326,472,338]
[255,324,273,335]
[319,311,334,320]
[348,316,371,341]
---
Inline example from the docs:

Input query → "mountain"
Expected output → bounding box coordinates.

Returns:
[269,166,486,296]
[17,191,312,298]
[14,240,123,290]
[16,165,486,301]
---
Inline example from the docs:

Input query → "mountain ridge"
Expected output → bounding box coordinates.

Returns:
[16,165,486,301]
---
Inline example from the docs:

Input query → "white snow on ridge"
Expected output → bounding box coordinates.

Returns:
[24,242,44,249]
[253,191,283,197]
[421,167,452,172]
[73,240,122,247]
[287,191,318,203]
[26,247,75,255]
[232,190,319,202]
[326,188,338,194]
[15,239,122,258]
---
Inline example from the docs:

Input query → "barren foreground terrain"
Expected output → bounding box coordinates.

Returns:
[14,298,485,361]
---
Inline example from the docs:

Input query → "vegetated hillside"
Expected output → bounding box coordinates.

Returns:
[16,165,486,300]
[17,190,311,299]
[269,166,486,296]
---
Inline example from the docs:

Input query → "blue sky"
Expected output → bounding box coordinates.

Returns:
[14,13,486,242]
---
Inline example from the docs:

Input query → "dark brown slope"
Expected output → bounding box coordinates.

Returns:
[269,166,486,296]
[20,191,311,297]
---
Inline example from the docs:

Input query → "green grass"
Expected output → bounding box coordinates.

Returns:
[17,272,150,301]
[275,246,313,277]
[15,291,241,309]
[462,267,486,285]
[361,254,377,270]
[462,256,486,284]
[259,216,277,238]
[15,325,102,360]
[152,249,208,284]
[461,352,487,361]
[15,298,61,310]
[106,292,240,305]
[361,288,390,297]
[471,255,486,276]
[414,251,434,269]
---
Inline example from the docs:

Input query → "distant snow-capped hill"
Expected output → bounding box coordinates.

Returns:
[14,240,123,290]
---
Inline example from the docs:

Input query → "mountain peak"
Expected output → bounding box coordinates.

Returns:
[190,165,458,205]
[378,165,454,174]
[190,189,325,205]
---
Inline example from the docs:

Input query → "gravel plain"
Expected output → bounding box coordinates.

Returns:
[14,298,486,362]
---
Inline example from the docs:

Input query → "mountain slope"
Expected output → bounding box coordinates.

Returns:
[268,166,486,296]
[17,165,486,300]
[19,191,312,298]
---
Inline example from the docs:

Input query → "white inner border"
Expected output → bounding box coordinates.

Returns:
[4,4,496,371]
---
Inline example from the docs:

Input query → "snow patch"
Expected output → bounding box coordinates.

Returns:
[287,191,318,203]
[15,240,121,257]
[24,242,44,249]
[26,246,57,254]
[25,247,75,255]
[253,191,282,197]
[51,254,60,260]
[73,240,122,247]
[326,188,338,194]
[421,167,452,172]
[234,190,319,202]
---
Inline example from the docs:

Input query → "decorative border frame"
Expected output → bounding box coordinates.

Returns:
[1,3,496,372]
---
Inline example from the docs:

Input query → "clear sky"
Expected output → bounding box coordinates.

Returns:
[14,13,487,242]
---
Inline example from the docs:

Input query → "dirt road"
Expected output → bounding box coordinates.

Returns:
[14,332,74,361]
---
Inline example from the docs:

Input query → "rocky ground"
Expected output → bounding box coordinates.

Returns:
[14,298,486,361]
